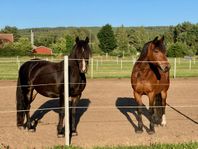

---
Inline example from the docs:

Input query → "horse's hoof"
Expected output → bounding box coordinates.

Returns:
[148,130,155,135]
[135,129,143,134]
[57,134,65,138]
[154,124,160,127]
[28,128,36,132]
[17,126,25,130]
[72,131,78,136]
[161,123,167,127]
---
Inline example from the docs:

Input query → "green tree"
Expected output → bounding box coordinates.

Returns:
[127,27,149,52]
[1,26,21,41]
[50,37,66,54]
[0,37,31,56]
[115,25,129,56]
[167,42,194,57]
[65,35,74,53]
[97,24,117,53]
[34,35,56,47]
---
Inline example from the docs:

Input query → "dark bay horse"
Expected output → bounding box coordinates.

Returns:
[131,36,170,134]
[16,37,91,136]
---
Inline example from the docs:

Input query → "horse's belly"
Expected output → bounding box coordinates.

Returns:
[133,80,169,95]
[35,86,60,98]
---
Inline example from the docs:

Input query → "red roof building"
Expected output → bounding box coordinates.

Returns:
[32,46,53,55]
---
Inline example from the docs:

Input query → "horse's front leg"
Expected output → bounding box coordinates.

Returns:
[161,91,167,126]
[148,92,155,134]
[134,92,143,133]
[71,95,81,135]
[57,94,65,137]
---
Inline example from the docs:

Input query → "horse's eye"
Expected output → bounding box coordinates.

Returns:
[154,49,159,53]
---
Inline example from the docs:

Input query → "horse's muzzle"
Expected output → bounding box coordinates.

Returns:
[159,63,171,73]
[80,68,88,73]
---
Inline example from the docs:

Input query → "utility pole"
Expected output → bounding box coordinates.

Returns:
[31,30,34,48]
[89,30,92,47]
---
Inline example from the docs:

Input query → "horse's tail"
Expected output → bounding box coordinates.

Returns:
[16,68,26,128]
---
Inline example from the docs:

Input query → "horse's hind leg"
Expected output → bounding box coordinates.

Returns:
[57,94,65,137]
[24,87,35,131]
[134,92,143,133]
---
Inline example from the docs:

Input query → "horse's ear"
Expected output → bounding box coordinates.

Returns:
[85,37,89,43]
[159,35,165,43]
[152,36,158,44]
[75,37,80,43]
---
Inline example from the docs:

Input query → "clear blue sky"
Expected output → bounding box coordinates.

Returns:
[1,0,198,29]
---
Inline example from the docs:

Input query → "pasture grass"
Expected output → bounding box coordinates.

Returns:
[51,142,198,149]
[0,56,198,80]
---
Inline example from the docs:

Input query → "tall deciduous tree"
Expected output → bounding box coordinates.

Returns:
[115,25,129,55]
[65,35,74,53]
[97,24,117,53]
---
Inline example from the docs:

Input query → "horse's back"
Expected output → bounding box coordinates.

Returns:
[18,59,64,98]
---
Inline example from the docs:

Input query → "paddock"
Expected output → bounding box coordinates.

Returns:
[0,78,197,148]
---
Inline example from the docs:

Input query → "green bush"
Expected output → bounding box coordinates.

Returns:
[167,42,194,57]
[0,38,32,56]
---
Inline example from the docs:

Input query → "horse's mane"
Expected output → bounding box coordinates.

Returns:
[137,39,166,61]
[138,41,151,61]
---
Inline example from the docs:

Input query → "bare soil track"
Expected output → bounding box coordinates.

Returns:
[0,78,197,149]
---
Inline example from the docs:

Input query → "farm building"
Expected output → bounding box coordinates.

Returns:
[32,46,53,55]
[0,33,14,47]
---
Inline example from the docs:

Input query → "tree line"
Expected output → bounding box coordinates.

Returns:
[0,21,198,57]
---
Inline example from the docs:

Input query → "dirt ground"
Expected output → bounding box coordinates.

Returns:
[0,78,197,149]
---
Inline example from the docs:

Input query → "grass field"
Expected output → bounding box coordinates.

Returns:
[51,142,198,149]
[0,56,198,79]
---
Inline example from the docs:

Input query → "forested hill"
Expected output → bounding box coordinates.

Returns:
[18,26,170,39]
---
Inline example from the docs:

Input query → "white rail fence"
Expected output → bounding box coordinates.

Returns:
[0,57,197,79]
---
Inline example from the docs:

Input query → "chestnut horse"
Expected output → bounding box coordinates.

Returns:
[131,36,170,134]
[16,37,91,136]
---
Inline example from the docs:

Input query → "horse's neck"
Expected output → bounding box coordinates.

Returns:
[136,57,150,70]
[136,57,161,80]
[69,53,78,66]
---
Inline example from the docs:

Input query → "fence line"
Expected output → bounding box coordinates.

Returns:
[1,82,196,89]
[0,105,198,114]
[0,57,197,79]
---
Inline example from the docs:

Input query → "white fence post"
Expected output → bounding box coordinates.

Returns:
[91,58,94,79]
[174,58,177,78]
[17,56,20,70]
[121,59,123,70]
[96,59,99,71]
[178,57,181,64]
[64,56,70,146]
[105,53,108,59]
[189,59,192,70]
[194,57,196,64]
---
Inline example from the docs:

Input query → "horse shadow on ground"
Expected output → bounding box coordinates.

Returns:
[116,97,152,133]
[30,98,91,133]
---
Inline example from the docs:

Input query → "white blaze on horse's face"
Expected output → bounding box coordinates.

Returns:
[81,47,86,73]
[82,58,86,72]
